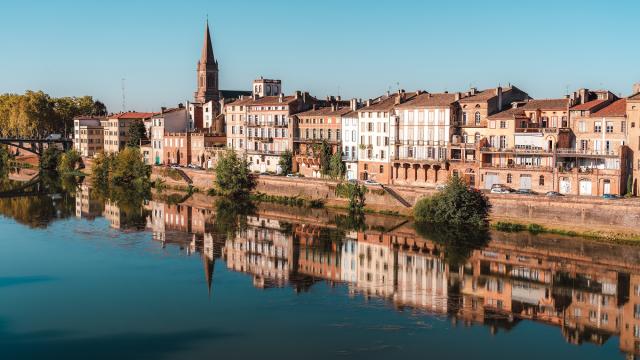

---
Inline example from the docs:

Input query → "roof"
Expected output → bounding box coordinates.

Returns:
[487,107,526,121]
[457,86,525,104]
[200,21,216,66]
[570,99,607,111]
[395,92,458,108]
[358,92,418,112]
[592,99,626,117]
[629,93,640,101]
[296,106,354,118]
[73,115,105,121]
[521,98,570,111]
[220,90,252,100]
[109,112,155,120]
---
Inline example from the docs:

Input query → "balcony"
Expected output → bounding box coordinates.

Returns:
[245,149,288,156]
[247,136,274,143]
[246,121,289,127]
[342,156,358,162]
[480,146,552,154]
[480,163,554,171]
[515,127,559,134]
[293,137,339,144]
[556,148,618,157]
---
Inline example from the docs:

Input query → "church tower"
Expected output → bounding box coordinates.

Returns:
[194,21,219,104]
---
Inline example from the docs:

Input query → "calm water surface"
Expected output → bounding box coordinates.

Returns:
[0,176,638,359]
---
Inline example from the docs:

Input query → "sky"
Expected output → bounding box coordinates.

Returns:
[1,0,639,112]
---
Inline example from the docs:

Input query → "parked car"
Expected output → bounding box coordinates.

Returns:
[516,189,537,195]
[435,183,446,191]
[187,164,203,170]
[545,191,564,197]
[286,173,298,178]
[347,179,358,184]
[46,134,62,140]
[490,187,512,194]
[170,164,181,169]
[602,194,620,200]
[364,179,380,186]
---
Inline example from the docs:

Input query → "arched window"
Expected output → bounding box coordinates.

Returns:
[507,174,512,184]
[474,133,481,144]
[539,175,545,186]
[475,112,481,125]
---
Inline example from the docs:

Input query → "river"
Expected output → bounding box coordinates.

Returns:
[0,174,639,359]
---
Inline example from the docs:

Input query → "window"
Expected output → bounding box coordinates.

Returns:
[499,136,507,149]
[474,133,480,144]
[474,112,481,125]
[462,112,467,125]
[507,174,512,183]
[379,165,384,174]
[622,121,626,132]
[606,122,613,133]
[539,175,544,186]
[500,121,507,129]
[594,121,602,133]
[578,121,586,132]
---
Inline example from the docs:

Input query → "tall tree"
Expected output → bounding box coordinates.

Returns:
[127,119,148,147]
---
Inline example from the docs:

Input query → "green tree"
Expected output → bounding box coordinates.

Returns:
[329,150,345,179]
[214,149,256,198]
[413,175,490,226]
[278,150,293,175]
[127,119,148,147]
[110,147,151,192]
[57,149,81,174]
[317,140,332,176]
[40,147,61,170]
[627,174,633,196]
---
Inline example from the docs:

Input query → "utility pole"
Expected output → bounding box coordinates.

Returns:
[121,78,126,112]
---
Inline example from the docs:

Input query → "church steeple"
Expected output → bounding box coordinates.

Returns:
[194,20,219,104]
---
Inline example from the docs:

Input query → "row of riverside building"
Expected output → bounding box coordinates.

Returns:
[73,21,640,197]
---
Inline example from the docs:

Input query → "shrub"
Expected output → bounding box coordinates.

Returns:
[527,223,545,234]
[40,147,61,170]
[413,175,490,226]
[278,150,292,175]
[214,149,256,198]
[494,221,525,232]
[57,149,81,174]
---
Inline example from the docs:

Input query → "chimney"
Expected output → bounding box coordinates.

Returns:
[496,86,503,111]
[470,87,477,95]
[350,98,358,111]
[303,92,309,103]
[366,99,371,107]
[252,93,258,101]
[161,106,167,113]
[295,91,301,100]
[337,96,341,101]
[579,88,588,104]
[455,92,461,101]
[178,103,184,109]
[312,104,317,111]
[279,93,284,103]
[331,103,337,112]
[633,83,640,95]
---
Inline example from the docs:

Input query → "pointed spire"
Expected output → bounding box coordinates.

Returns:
[203,255,214,296]
[201,20,216,65]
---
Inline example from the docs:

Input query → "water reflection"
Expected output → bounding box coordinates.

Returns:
[1,176,640,358]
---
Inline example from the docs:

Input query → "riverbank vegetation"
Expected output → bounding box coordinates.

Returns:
[250,192,324,208]
[213,149,256,198]
[91,147,151,194]
[0,91,106,137]
[413,175,490,226]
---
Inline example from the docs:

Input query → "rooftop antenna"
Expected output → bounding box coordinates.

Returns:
[121,78,126,112]
[565,84,569,96]
[396,82,400,91]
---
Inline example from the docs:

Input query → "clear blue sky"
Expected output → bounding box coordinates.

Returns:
[1,0,639,112]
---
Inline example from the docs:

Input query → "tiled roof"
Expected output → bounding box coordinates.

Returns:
[487,107,525,121]
[592,99,626,117]
[521,99,570,111]
[238,94,318,107]
[457,86,524,104]
[395,92,458,108]
[358,93,418,112]
[297,106,354,117]
[629,93,640,101]
[570,99,607,111]
[109,112,155,119]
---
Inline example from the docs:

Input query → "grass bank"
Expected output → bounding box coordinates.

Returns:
[492,221,640,244]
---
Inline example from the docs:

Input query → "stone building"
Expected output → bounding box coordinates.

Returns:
[101,112,154,153]
[627,84,640,195]
[293,99,352,178]
[148,106,190,165]
[73,116,104,157]
[341,106,360,180]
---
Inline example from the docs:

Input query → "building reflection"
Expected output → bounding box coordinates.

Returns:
[70,190,640,357]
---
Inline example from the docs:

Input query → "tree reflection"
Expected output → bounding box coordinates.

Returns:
[211,197,256,240]
[91,183,150,231]
[414,222,490,267]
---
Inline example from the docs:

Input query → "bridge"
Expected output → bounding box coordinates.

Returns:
[0,138,73,156]
[0,176,49,199]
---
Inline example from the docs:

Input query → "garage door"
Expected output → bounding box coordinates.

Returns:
[519,175,532,190]
[579,179,592,196]
[559,178,571,194]
[484,173,499,189]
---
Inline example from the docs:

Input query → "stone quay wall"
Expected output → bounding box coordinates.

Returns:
[152,167,640,236]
